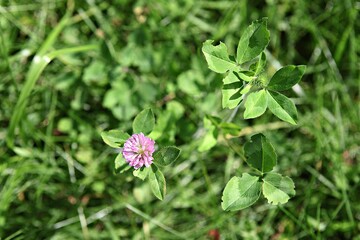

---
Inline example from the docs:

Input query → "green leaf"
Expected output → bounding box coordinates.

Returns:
[198,117,218,152]
[133,167,150,180]
[244,89,268,119]
[114,154,131,174]
[132,108,155,135]
[267,65,306,91]
[149,165,166,200]
[262,173,296,205]
[153,146,181,167]
[221,173,261,211]
[101,130,130,148]
[202,40,238,73]
[222,72,243,109]
[244,133,277,173]
[250,52,267,75]
[267,90,298,125]
[236,18,270,64]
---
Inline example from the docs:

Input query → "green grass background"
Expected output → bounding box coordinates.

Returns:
[0,0,359,239]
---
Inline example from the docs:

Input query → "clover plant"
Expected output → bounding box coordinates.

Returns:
[202,18,305,211]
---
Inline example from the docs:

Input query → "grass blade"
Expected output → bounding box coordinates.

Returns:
[6,44,97,147]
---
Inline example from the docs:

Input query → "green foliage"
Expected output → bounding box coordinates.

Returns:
[202,19,306,125]
[148,165,166,200]
[267,65,306,91]
[114,154,130,174]
[267,91,298,125]
[222,174,261,211]
[244,133,277,173]
[101,130,130,148]
[262,173,296,205]
[133,167,150,180]
[222,134,295,210]
[236,18,270,64]
[202,40,238,73]
[203,19,308,211]
[244,89,268,119]
[251,52,267,76]
[153,147,181,167]
[132,108,155,135]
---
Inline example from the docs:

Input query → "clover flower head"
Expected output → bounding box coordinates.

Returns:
[122,133,155,169]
